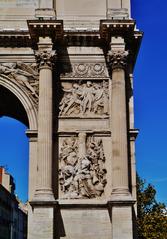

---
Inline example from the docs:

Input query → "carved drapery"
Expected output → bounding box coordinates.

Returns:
[59,136,107,199]
[0,62,39,105]
[59,81,109,117]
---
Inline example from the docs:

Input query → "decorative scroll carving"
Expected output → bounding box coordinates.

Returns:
[59,81,109,117]
[35,50,56,68]
[61,63,108,78]
[59,136,107,199]
[0,62,39,104]
[108,50,128,70]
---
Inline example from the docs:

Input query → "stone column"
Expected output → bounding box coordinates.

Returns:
[34,37,55,201]
[108,37,130,199]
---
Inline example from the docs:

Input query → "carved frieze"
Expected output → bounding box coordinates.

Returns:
[59,136,107,199]
[0,62,39,105]
[61,63,109,78]
[59,81,109,117]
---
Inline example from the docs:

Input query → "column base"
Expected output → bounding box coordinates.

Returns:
[33,188,55,202]
[28,202,57,239]
[110,188,133,201]
[112,205,134,239]
[107,200,135,239]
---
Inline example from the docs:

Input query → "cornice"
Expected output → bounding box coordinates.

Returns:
[100,19,143,70]
[0,19,143,69]
[0,31,31,47]
[27,19,64,48]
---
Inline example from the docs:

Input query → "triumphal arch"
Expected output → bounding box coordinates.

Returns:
[0,0,142,238]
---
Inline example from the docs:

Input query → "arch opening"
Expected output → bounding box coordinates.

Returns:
[0,85,29,127]
[0,83,32,238]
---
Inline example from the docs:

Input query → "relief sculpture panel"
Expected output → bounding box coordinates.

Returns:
[59,81,109,117]
[59,136,107,199]
[0,62,39,105]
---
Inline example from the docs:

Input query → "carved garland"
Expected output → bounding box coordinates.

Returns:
[61,63,109,78]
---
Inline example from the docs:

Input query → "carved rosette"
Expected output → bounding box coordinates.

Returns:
[108,50,128,70]
[59,136,107,199]
[35,50,56,68]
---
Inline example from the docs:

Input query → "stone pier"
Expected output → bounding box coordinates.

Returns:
[0,1,142,238]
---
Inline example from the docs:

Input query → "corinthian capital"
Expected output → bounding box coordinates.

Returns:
[35,50,56,68]
[108,50,128,70]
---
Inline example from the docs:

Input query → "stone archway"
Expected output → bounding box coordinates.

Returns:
[0,75,38,130]
[0,75,38,199]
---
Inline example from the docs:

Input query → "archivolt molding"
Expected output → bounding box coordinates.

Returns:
[0,74,38,130]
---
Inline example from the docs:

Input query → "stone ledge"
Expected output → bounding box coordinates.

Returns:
[29,200,58,207]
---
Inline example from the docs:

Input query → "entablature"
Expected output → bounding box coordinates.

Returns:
[100,19,143,70]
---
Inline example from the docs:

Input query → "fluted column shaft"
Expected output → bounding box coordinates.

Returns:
[111,68,129,195]
[34,37,55,201]
[109,39,130,198]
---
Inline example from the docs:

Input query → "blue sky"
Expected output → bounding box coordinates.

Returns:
[132,0,167,204]
[0,117,28,202]
[0,0,167,204]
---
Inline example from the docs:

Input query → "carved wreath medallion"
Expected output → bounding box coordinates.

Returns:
[61,63,108,78]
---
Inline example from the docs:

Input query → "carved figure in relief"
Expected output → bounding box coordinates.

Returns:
[93,81,109,115]
[59,137,107,199]
[59,138,79,197]
[59,83,82,115]
[81,81,95,113]
[59,81,109,117]
[0,62,39,100]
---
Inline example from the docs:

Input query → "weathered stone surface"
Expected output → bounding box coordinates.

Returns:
[29,207,54,239]
[55,209,112,239]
